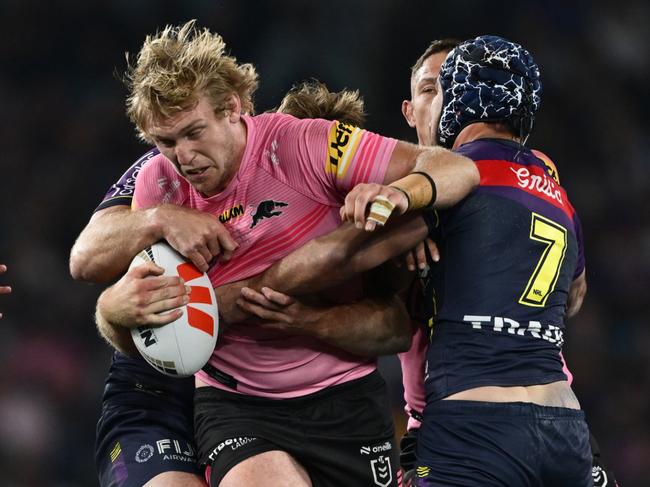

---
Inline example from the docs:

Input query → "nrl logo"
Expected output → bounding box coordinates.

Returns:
[370,455,392,487]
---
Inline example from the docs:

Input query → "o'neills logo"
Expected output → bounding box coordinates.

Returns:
[510,167,563,204]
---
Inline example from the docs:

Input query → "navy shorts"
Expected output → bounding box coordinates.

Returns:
[95,375,202,486]
[195,370,398,487]
[414,400,592,486]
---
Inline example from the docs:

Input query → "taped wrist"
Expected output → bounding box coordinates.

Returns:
[389,171,437,210]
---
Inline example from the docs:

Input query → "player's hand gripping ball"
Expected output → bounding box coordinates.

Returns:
[130,242,219,377]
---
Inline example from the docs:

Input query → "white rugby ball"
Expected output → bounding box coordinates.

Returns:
[129,242,218,377]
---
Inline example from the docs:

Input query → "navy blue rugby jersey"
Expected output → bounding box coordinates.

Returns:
[102,351,195,405]
[95,148,160,212]
[95,149,195,403]
[423,138,585,401]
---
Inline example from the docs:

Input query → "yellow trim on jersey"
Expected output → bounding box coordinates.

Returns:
[110,442,122,463]
[326,121,363,179]
[532,149,560,184]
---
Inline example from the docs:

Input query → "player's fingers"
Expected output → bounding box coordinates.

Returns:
[240,287,284,311]
[149,282,190,303]
[145,295,189,317]
[260,287,294,306]
[218,230,239,254]
[426,239,440,262]
[415,242,428,271]
[354,191,373,229]
[366,195,396,231]
[142,275,185,293]
[143,308,184,327]
[186,250,210,273]
[236,299,291,323]
[0,285,11,295]
[206,238,222,263]
[341,188,359,223]
[130,262,165,279]
[405,250,416,272]
[0,264,7,274]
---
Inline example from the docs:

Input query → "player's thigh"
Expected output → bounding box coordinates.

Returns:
[144,471,207,487]
[218,450,311,487]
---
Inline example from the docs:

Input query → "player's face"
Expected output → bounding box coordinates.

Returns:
[403,51,449,146]
[429,78,444,145]
[149,95,245,197]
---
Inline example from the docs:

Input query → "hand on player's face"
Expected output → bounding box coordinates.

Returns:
[98,262,190,328]
[0,264,11,319]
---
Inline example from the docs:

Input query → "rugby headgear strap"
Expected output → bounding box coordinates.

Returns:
[437,35,542,148]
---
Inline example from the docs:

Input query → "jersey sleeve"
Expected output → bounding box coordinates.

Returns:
[133,154,190,210]
[273,116,398,205]
[94,149,159,212]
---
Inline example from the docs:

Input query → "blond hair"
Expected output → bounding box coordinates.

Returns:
[125,20,259,142]
[277,80,366,126]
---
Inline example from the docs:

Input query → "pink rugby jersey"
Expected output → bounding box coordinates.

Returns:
[134,112,397,398]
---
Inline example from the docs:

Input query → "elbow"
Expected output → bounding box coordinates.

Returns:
[69,248,109,283]
[69,248,90,281]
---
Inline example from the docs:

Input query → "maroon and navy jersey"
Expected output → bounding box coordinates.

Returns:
[424,138,585,401]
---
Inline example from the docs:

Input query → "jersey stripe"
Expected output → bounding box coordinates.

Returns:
[477,159,574,220]
[212,205,331,285]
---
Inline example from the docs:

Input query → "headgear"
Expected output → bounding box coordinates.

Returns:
[437,35,542,148]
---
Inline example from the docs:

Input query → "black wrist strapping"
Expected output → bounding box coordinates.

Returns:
[411,171,437,208]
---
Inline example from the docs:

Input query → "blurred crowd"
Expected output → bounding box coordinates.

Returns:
[0,1,647,485]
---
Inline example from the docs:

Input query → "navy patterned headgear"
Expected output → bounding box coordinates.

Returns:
[437,35,542,148]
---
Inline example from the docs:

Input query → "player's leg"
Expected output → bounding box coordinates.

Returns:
[217,450,311,487]
[297,370,399,487]
[195,387,313,486]
[96,367,202,487]
[144,471,207,486]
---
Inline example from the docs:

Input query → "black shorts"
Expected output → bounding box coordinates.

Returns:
[194,370,398,487]
[96,379,202,486]
[414,400,592,486]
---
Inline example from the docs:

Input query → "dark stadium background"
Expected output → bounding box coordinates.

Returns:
[1,1,648,485]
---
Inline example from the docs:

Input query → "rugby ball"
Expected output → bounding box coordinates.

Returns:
[129,242,218,377]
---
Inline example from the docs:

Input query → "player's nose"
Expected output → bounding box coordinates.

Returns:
[175,142,194,166]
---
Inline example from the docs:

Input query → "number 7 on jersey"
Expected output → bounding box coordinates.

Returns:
[519,213,568,307]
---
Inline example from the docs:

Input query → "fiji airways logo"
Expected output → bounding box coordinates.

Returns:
[509,167,563,204]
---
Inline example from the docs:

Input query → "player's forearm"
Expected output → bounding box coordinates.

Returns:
[95,306,139,357]
[567,269,587,318]
[313,295,413,357]
[251,215,427,296]
[70,206,163,283]
[249,222,372,295]
[411,146,479,208]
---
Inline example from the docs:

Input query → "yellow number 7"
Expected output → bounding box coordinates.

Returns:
[519,213,568,307]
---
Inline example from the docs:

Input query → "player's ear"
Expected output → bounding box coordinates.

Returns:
[225,93,242,122]
[402,100,416,128]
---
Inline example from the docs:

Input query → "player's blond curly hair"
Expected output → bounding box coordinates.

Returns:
[125,20,259,142]
[277,80,366,127]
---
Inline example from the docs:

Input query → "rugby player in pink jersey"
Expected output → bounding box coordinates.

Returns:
[73,82,415,487]
[95,20,479,487]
